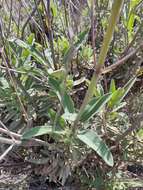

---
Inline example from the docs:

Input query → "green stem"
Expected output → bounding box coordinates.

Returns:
[73,0,124,131]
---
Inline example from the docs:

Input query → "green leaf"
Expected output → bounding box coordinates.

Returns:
[112,102,126,112]
[127,0,141,40]
[63,29,89,70]
[77,130,114,166]
[22,126,65,140]
[108,88,125,108]
[50,0,58,17]
[108,77,136,109]
[109,79,116,93]
[122,76,136,100]
[80,93,112,122]
[48,68,66,80]
[27,33,35,45]
[9,39,48,66]
[48,76,61,99]
[93,83,105,97]
[97,84,104,96]
[48,108,66,128]
[62,112,77,122]
[81,96,99,115]
[93,86,101,97]
[48,76,75,113]
[137,128,143,140]
[62,92,75,113]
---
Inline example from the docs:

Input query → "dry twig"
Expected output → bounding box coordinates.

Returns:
[102,42,143,74]
[0,144,14,161]
[0,127,52,147]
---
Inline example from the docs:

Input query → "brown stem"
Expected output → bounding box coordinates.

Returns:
[21,0,41,39]
[0,120,16,142]
[102,43,143,74]
[0,127,51,147]
[0,144,14,161]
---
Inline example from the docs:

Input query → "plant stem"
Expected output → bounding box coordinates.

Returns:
[72,0,124,132]
[102,43,143,74]
[21,0,41,39]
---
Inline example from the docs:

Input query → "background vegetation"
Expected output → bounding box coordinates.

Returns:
[0,0,143,189]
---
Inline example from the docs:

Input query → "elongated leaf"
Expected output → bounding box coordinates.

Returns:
[48,108,66,128]
[94,84,104,97]
[127,0,141,41]
[9,39,48,66]
[80,93,112,122]
[62,92,75,113]
[48,77,75,113]
[62,112,77,122]
[48,76,61,100]
[50,0,58,17]
[108,88,125,108]
[109,79,116,93]
[63,29,89,70]
[27,33,35,45]
[77,130,114,166]
[48,68,66,79]
[108,77,136,109]
[22,125,65,140]
[97,84,104,96]
[122,76,136,101]
[112,102,126,112]
[81,96,99,114]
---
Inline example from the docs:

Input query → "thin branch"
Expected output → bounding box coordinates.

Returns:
[0,127,21,139]
[0,137,20,145]
[21,0,41,39]
[21,0,42,32]
[0,144,14,161]
[102,42,143,74]
[0,120,16,142]
[72,0,124,132]
[0,127,52,147]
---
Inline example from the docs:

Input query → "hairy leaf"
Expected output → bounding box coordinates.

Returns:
[77,130,114,166]
[80,93,112,122]
[22,125,66,140]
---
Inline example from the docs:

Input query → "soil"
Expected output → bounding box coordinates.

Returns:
[0,162,143,190]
